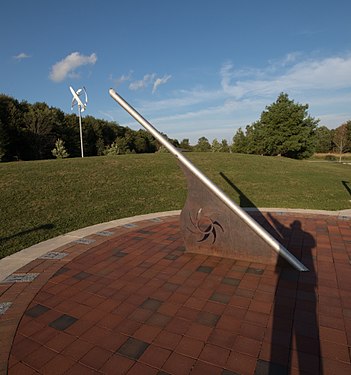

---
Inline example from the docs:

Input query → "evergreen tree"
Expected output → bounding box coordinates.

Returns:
[232,93,318,159]
[52,139,69,159]
[259,93,318,158]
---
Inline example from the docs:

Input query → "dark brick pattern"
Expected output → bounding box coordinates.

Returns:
[49,314,78,331]
[1,213,351,374]
[25,304,50,318]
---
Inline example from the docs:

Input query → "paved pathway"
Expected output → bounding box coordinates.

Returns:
[0,212,350,374]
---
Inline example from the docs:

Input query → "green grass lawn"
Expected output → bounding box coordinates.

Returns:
[1,152,350,259]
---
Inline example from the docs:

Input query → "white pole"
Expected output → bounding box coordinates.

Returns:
[78,106,84,158]
[109,88,309,272]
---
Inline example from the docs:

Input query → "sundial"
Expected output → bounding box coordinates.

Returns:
[109,89,308,272]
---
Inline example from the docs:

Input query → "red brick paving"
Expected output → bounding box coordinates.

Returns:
[1,212,351,374]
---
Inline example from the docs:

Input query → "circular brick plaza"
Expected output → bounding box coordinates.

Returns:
[0,211,350,374]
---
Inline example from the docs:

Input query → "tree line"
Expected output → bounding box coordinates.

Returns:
[1,92,350,161]
[0,94,173,161]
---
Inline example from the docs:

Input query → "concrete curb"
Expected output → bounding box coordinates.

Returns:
[244,207,351,218]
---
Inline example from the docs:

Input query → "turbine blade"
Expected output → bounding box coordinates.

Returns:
[83,87,88,103]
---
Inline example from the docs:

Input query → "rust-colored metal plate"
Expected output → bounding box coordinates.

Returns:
[179,166,279,265]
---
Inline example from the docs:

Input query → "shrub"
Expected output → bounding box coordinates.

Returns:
[52,139,69,159]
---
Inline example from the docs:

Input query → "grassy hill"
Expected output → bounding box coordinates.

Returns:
[1,153,350,258]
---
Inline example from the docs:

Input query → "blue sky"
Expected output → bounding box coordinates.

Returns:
[1,0,351,144]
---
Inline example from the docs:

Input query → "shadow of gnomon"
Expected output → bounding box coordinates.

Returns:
[342,180,351,196]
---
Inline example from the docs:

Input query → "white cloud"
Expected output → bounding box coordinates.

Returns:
[280,52,300,65]
[13,52,30,60]
[267,52,301,70]
[49,52,97,82]
[152,74,172,93]
[220,54,351,99]
[281,56,351,90]
[128,73,172,92]
[129,73,156,91]
[110,71,133,87]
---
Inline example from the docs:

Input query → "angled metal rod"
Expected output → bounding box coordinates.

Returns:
[109,88,308,272]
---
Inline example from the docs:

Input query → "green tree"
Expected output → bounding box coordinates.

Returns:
[115,137,129,154]
[220,139,230,152]
[0,95,27,160]
[194,136,211,152]
[104,142,121,155]
[236,93,318,159]
[62,113,81,157]
[232,123,266,155]
[52,138,69,159]
[0,119,9,161]
[23,102,59,159]
[211,138,222,152]
[134,133,147,153]
[134,129,157,153]
[124,128,138,152]
[96,137,105,156]
[259,93,318,158]
[179,138,192,151]
[315,126,333,153]
[232,128,247,153]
